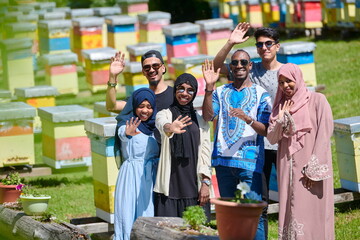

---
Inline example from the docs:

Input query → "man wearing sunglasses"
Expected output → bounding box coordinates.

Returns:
[212,22,282,239]
[106,50,173,114]
[202,52,271,240]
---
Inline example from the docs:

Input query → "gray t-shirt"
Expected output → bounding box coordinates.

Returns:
[250,62,279,150]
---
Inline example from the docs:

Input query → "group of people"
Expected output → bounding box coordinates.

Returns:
[106,22,335,240]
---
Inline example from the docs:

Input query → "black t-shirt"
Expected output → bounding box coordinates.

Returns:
[154,86,174,143]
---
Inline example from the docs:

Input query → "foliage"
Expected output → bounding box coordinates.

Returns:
[21,185,49,197]
[1,171,22,186]
[182,205,207,231]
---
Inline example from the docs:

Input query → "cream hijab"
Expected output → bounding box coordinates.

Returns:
[270,63,312,155]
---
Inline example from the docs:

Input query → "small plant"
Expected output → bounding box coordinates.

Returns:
[1,171,22,186]
[232,181,261,204]
[182,205,207,231]
[21,185,47,197]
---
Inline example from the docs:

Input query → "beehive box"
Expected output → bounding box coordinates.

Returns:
[39,11,66,20]
[82,47,117,93]
[117,0,149,16]
[126,42,163,62]
[0,90,12,103]
[195,18,233,57]
[162,22,200,64]
[277,41,317,86]
[138,11,171,56]
[38,20,72,55]
[94,101,118,118]
[14,86,59,132]
[0,38,34,93]
[105,15,138,59]
[94,7,122,47]
[38,105,93,169]
[123,61,148,97]
[72,17,105,62]
[334,116,360,192]
[40,52,79,95]
[246,0,264,28]
[84,117,119,223]
[0,102,36,167]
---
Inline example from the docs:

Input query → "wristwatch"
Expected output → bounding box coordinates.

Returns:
[107,81,117,87]
[201,179,211,186]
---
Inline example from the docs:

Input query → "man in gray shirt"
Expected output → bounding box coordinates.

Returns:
[213,22,283,239]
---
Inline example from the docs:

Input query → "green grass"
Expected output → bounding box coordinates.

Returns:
[13,37,360,239]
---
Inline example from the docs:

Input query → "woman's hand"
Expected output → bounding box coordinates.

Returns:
[125,117,141,137]
[109,51,125,77]
[167,115,193,134]
[202,59,220,90]
[278,100,294,120]
[198,184,210,206]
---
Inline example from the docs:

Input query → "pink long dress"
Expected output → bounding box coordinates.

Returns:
[268,92,335,239]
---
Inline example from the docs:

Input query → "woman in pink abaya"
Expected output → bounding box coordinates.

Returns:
[267,63,334,239]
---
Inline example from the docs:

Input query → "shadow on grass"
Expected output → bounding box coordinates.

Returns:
[25,175,93,187]
[335,199,360,214]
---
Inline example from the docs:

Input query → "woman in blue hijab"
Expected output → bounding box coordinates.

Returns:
[113,88,159,240]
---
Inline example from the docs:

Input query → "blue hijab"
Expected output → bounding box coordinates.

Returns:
[116,88,157,135]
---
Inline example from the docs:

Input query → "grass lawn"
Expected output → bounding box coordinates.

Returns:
[16,36,360,239]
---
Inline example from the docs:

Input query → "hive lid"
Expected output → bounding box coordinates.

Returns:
[124,61,143,73]
[82,47,117,61]
[195,18,234,31]
[105,15,137,25]
[14,85,59,98]
[172,54,213,65]
[0,102,36,120]
[72,17,105,27]
[334,116,360,134]
[162,22,200,37]
[0,38,33,51]
[39,11,66,20]
[278,41,316,54]
[94,102,118,117]
[94,7,121,16]
[66,8,94,18]
[50,7,71,13]
[38,105,93,123]
[5,23,37,33]
[116,0,149,3]
[40,52,78,66]
[85,117,118,137]
[34,2,56,10]
[38,19,72,29]
[126,42,163,56]
[0,89,12,99]
[137,11,171,23]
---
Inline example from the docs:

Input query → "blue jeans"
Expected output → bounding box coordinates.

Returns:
[215,165,265,240]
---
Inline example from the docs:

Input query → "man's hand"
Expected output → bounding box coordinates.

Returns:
[228,22,251,45]
[229,107,250,123]
[109,51,125,78]
[202,59,220,90]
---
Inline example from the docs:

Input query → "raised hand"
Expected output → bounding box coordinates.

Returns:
[170,115,193,134]
[125,117,141,137]
[228,22,251,45]
[278,100,294,120]
[110,51,125,77]
[202,59,220,87]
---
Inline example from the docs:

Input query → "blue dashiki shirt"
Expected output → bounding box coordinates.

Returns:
[211,83,272,173]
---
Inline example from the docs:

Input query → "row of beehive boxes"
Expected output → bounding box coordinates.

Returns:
[215,0,360,29]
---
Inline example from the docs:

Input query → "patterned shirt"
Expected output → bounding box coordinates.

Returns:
[211,83,272,173]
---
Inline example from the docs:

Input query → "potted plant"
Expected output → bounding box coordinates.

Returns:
[210,182,267,240]
[20,185,51,216]
[0,171,24,203]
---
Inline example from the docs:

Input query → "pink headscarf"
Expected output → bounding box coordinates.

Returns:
[270,63,312,155]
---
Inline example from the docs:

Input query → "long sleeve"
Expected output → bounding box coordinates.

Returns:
[303,93,334,181]
[196,114,212,180]
[267,111,296,145]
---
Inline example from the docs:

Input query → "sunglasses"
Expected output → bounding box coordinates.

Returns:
[255,41,277,48]
[176,86,195,95]
[230,59,249,67]
[143,63,162,72]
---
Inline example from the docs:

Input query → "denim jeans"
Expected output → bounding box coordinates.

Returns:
[215,165,265,240]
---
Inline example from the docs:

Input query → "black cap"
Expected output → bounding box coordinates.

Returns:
[141,50,164,65]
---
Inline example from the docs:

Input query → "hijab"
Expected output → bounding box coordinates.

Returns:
[169,73,198,159]
[270,63,312,155]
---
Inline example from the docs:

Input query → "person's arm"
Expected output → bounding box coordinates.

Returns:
[213,22,251,75]
[202,60,220,121]
[229,107,268,136]
[106,51,126,113]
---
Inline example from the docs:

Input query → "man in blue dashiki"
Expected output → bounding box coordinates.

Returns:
[202,49,272,240]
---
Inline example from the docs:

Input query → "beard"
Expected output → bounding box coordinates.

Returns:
[149,79,160,86]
